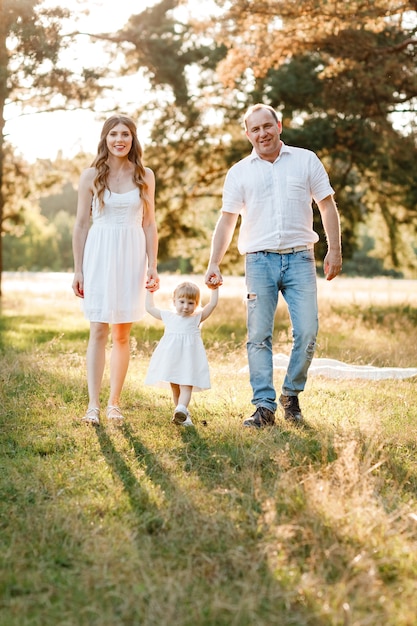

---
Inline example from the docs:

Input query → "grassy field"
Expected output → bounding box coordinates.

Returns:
[1,273,417,626]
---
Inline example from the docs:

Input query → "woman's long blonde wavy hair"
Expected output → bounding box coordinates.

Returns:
[91,115,150,211]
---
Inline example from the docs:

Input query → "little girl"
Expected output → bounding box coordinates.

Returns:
[145,281,219,426]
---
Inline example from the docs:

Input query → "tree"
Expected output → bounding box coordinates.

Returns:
[4,0,416,277]
[210,0,417,271]
[1,147,88,271]
[108,0,232,271]
[0,0,105,294]
[107,0,417,274]
[3,206,59,271]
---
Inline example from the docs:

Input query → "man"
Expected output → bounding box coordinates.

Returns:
[205,103,342,427]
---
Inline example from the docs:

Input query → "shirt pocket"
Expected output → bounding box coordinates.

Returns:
[286,176,308,200]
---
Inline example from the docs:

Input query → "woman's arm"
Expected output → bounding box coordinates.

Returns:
[72,168,95,298]
[142,167,160,292]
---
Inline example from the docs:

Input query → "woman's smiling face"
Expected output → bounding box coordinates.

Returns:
[106,123,133,157]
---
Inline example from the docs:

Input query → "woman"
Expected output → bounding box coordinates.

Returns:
[72,114,159,425]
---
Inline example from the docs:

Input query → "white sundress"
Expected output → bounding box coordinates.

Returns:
[82,188,147,323]
[145,310,211,391]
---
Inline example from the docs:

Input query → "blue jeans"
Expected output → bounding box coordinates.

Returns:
[245,250,318,412]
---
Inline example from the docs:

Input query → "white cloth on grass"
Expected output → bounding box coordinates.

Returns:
[239,353,417,380]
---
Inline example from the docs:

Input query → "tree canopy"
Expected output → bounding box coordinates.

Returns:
[0,0,106,293]
[116,0,417,273]
[1,0,417,282]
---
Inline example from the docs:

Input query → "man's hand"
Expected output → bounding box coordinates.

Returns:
[323,250,342,281]
[205,265,223,290]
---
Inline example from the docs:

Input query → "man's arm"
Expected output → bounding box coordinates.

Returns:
[317,195,342,281]
[205,212,239,289]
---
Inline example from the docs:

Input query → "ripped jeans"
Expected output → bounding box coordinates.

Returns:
[245,250,318,412]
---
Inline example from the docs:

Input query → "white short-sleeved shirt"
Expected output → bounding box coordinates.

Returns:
[221,142,335,254]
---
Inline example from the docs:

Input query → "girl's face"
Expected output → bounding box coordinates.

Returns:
[106,123,133,157]
[174,295,197,317]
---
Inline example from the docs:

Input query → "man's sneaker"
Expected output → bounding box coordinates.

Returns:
[172,405,194,427]
[243,406,275,428]
[279,394,303,424]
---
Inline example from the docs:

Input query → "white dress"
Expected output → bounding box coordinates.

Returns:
[145,310,211,391]
[82,188,147,323]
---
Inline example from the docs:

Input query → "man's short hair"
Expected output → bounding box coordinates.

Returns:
[243,104,281,129]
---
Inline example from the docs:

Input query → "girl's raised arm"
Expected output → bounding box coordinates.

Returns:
[200,287,219,322]
[145,290,162,320]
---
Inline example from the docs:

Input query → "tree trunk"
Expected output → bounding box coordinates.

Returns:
[0,0,7,296]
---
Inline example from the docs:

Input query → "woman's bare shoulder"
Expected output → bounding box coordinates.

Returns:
[78,167,96,191]
[80,167,96,181]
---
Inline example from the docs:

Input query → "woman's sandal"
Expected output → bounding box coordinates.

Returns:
[106,405,125,420]
[81,407,100,425]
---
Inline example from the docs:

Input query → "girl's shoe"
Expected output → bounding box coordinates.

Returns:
[106,405,125,420]
[172,405,193,426]
[82,407,100,425]
[181,415,194,427]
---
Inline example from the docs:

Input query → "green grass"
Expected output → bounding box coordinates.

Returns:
[0,275,417,625]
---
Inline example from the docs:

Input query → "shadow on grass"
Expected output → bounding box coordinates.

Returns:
[95,425,165,535]
[176,418,332,491]
[93,422,338,625]
[121,422,183,498]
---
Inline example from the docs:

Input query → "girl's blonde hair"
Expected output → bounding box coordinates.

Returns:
[173,282,200,306]
[91,115,149,211]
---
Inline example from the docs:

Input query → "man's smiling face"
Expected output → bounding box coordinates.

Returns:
[245,108,282,162]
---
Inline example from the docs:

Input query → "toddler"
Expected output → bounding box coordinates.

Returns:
[145,281,219,425]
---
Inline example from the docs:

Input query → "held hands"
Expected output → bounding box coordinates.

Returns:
[205,265,223,290]
[146,269,160,292]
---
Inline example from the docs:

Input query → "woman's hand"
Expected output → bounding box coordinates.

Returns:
[72,272,84,298]
[146,269,160,292]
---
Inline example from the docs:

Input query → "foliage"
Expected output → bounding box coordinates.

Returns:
[208,0,417,270]
[116,1,232,272]
[2,154,88,271]
[1,275,417,625]
[2,0,417,279]
[118,0,417,273]
[0,0,106,293]
[3,207,60,270]
[1,144,31,236]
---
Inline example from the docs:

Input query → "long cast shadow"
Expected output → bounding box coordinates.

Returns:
[95,425,165,534]
[121,421,184,501]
